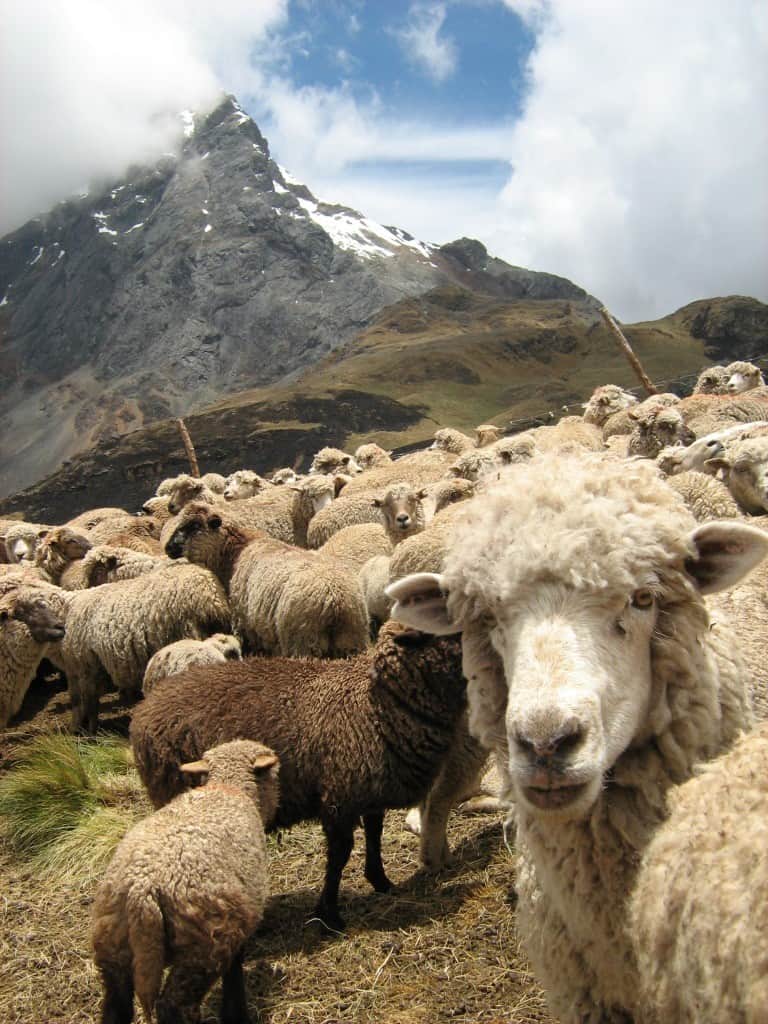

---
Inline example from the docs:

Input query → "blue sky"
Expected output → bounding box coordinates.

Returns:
[2,0,767,321]
[278,1,533,123]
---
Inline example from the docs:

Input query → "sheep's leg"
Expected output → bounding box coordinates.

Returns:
[315,815,356,931]
[220,950,251,1024]
[362,811,392,893]
[156,964,216,1024]
[98,964,135,1024]
[419,727,490,871]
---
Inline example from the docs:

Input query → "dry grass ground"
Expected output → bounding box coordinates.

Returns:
[0,678,556,1024]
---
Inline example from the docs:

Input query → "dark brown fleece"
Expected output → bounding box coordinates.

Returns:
[130,624,465,925]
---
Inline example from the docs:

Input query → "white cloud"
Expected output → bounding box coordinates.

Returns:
[494,0,768,319]
[0,0,287,234]
[394,3,458,82]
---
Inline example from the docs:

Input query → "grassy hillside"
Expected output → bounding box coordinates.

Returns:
[2,291,765,522]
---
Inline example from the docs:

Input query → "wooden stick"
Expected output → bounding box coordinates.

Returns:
[600,306,657,396]
[176,418,200,477]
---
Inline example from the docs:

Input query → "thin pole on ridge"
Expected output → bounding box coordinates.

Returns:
[600,306,658,396]
[176,418,200,477]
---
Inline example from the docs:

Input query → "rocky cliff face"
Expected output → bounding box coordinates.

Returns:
[0,95,591,499]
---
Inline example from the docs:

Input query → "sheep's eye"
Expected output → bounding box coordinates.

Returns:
[631,589,654,609]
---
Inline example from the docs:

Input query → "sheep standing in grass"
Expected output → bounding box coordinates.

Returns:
[165,503,368,658]
[387,453,768,1022]
[142,635,242,694]
[4,562,231,732]
[131,623,468,931]
[0,587,65,728]
[92,739,279,1024]
[630,721,768,1023]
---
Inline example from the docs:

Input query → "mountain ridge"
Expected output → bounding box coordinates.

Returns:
[0,94,592,499]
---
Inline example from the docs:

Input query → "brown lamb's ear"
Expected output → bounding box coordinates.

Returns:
[253,753,279,774]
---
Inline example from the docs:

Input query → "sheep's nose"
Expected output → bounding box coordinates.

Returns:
[165,540,183,559]
[514,723,585,764]
[396,513,411,526]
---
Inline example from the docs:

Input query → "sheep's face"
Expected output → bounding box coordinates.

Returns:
[0,592,65,643]
[708,443,768,513]
[374,484,427,540]
[209,633,242,660]
[387,460,768,822]
[355,444,391,470]
[310,449,362,476]
[224,471,265,501]
[485,582,659,818]
[7,529,47,564]
[167,479,211,515]
[165,505,223,564]
[582,386,637,425]
[726,363,764,394]
[271,468,298,485]
[694,366,729,395]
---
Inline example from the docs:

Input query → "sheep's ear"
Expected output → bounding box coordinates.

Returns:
[207,513,222,530]
[386,573,458,634]
[253,753,279,774]
[37,529,49,539]
[180,759,210,777]
[372,497,383,508]
[685,522,768,594]
[0,609,8,622]
[704,456,730,475]
[417,488,430,499]
[105,555,118,571]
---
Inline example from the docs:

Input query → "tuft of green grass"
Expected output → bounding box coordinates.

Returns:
[0,732,147,882]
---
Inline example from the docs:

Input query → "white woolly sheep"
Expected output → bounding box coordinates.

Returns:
[601,392,680,440]
[630,721,768,1023]
[665,470,741,521]
[319,523,392,572]
[79,545,171,587]
[449,448,500,481]
[582,383,638,426]
[222,470,272,501]
[693,364,730,394]
[725,359,765,394]
[165,503,368,658]
[92,739,279,1024]
[475,424,503,447]
[34,527,93,587]
[706,434,768,514]
[5,561,231,732]
[430,426,475,455]
[373,482,429,545]
[4,522,51,564]
[166,476,221,515]
[270,467,299,485]
[679,386,768,437]
[309,446,361,475]
[0,585,65,728]
[387,452,768,1022]
[354,443,392,470]
[627,403,695,458]
[656,420,768,475]
[142,634,242,694]
[140,495,173,522]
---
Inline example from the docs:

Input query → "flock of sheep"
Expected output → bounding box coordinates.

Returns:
[1,355,768,1023]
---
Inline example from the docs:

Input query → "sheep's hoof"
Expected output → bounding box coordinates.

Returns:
[312,902,346,934]
[366,870,393,894]
[404,807,422,835]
